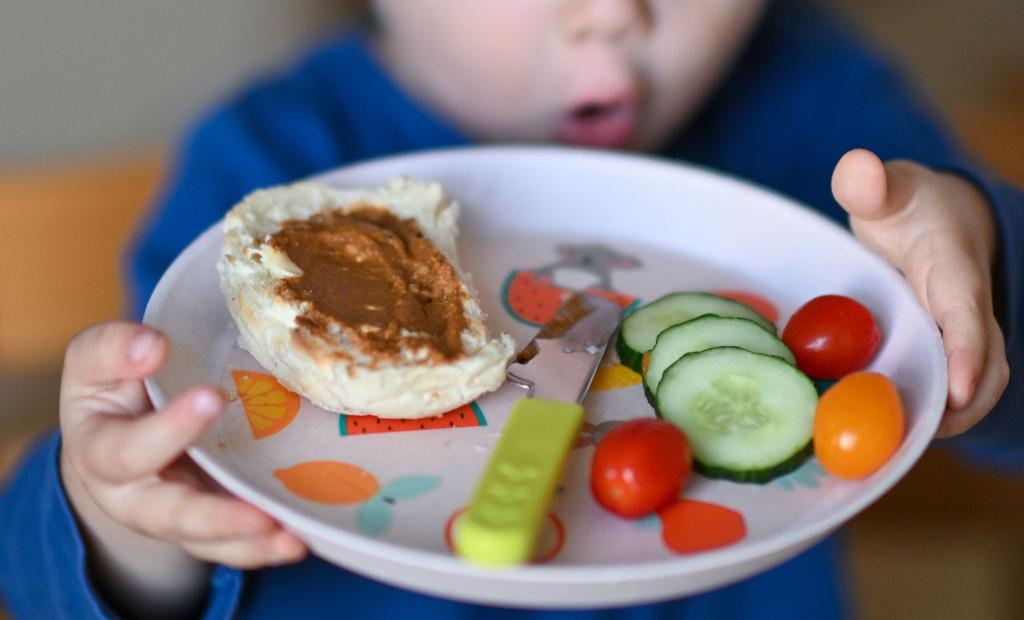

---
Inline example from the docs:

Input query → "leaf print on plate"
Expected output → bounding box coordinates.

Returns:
[273,461,380,504]
[355,476,442,537]
[772,459,827,491]
[355,497,392,537]
[232,370,300,439]
[380,475,441,500]
[634,513,661,530]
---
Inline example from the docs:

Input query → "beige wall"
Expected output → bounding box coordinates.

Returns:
[0,0,356,162]
[832,0,1024,104]
[1,5,1022,620]
[1,1,1021,163]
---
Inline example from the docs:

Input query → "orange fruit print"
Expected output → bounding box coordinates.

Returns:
[273,461,381,504]
[232,370,300,439]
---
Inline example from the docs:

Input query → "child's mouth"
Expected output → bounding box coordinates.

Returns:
[556,100,636,149]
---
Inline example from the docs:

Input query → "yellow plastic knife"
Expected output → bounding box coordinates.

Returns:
[453,293,622,566]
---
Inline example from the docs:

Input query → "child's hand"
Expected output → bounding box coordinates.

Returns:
[59,322,306,612]
[832,149,1010,438]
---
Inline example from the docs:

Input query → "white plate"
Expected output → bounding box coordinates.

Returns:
[144,146,945,608]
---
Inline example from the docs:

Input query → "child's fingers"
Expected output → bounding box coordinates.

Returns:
[112,480,278,543]
[914,245,989,410]
[62,322,168,397]
[75,387,224,483]
[936,301,988,410]
[181,530,307,569]
[936,318,1010,437]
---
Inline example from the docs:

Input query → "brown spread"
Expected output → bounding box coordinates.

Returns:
[268,206,468,362]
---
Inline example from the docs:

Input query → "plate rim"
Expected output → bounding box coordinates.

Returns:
[144,144,947,587]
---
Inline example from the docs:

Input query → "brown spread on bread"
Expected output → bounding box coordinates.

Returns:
[268,206,468,361]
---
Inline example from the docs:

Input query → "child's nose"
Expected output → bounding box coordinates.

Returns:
[560,0,652,45]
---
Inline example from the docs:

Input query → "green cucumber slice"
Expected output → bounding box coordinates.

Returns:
[617,292,774,373]
[655,347,816,483]
[645,315,795,398]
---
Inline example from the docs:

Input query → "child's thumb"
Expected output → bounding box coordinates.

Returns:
[832,148,922,222]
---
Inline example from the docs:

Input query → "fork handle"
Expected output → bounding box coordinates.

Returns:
[453,398,584,566]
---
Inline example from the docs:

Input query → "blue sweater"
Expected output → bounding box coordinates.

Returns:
[2,2,1021,618]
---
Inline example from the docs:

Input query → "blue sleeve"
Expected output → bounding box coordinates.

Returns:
[935,174,1024,472]
[0,433,244,619]
[127,98,321,318]
[125,46,361,319]
[677,1,1024,469]
[795,25,1024,470]
[821,38,1024,467]
[0,44,352,619]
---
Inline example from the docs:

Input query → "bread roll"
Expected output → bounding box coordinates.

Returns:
[218,178,514,418]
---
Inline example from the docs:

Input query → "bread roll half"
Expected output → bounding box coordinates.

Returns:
[217,179,515,418]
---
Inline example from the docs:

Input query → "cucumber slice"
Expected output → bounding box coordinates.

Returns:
[645,315,795,398]
[617,292,774,373]
[656,347,816,483]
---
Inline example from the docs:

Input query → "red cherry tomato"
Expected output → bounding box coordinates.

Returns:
[590,419,692,518]
[814,371,905,479]
[782,295,880,379]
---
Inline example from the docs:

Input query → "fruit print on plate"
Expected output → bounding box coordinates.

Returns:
[208,239,845,571]
[232,370,300,439]
[274,460,442,537]
[148,147,946,609]
[339,402,486,436]
[501,243,641,326]
[210,240,771,566]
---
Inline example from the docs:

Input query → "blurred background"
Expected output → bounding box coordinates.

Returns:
[1,1,1021,618]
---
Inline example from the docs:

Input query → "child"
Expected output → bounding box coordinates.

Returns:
[2,1,1021,618]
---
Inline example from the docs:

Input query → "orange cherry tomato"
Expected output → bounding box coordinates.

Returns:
[814,372,905,479]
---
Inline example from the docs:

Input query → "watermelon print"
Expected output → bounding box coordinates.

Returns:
[340,402,486,436]
[503,271,567,326]
[501,244,641,326]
